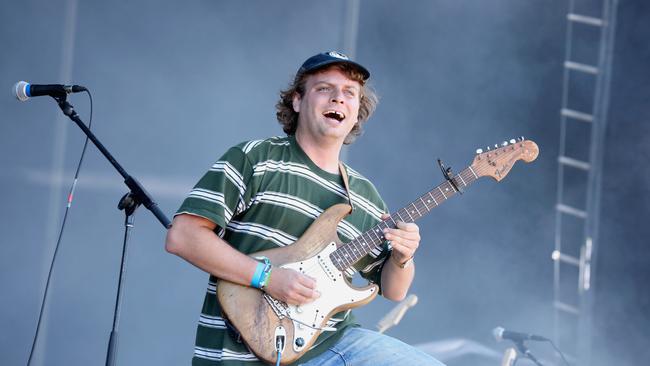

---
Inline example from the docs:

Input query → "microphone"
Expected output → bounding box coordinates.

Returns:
[493,326,548,343]
[13,81,87,101]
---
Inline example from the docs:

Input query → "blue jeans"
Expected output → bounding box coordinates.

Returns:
[298,327,445,366]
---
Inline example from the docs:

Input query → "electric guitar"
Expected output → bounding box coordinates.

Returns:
[217,138,539,364]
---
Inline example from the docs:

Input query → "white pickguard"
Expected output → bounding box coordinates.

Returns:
[277,242,377,352]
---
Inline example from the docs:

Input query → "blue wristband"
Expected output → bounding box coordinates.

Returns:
[251,256,272,289]
[259,264,273,289]
[250,262,265,288]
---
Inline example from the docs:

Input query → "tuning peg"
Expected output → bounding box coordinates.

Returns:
[519,136,525,141]
[501,141,508,146]
[494,144,499,149]
[486,146,491,151]
[510,139,516,144]
[476,148,483,154]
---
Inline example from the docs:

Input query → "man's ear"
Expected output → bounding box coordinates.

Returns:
[292,93,301,113]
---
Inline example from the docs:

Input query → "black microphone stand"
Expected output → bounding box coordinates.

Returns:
[53,94,171,366]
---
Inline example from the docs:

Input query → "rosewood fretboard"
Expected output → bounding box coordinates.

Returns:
[330,166,480,271]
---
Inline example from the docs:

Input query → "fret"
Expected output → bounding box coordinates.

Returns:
[394,211,407,223]
[465,172,473,184]
[445,181,456,193]
[331,252,343,270]
[374,225,384,238]
[469,166,478,179]
[438,186,447,199]
[340,250,352,268]
[349,240,361,258]
[337,246,346,259]
[401,208,415,222]
[384,216,397,229]
[457,173,467,187]
[356,238,367,252]
[344,244,356,260]
[434,190,445,204]
[337,256,345,269]
[418,197,430,213]
[369,232,383,246]
[426,192,438,206]
[463,169,475,184]
[357,236,368,250]
[411,202,422,217]
[360,234,376,251]
[358,234,370,249]
[368,226,383,243]
[373,235,383,248]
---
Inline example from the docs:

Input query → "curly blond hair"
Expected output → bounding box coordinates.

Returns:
[275,64,378,145]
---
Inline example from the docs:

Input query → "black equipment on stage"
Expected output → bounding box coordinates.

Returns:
[16,80,171,366]
[493,326,546,366]
[13,81,87,101]
[493,327,549,343]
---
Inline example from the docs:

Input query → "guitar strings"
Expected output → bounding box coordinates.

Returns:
[273,168,479,291]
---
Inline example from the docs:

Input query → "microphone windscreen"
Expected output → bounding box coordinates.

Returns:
[13,81,30,101]
[492,326,505,342]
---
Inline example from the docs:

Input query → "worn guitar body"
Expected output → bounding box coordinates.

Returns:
[217,139,539,365]
[217,203,378,365]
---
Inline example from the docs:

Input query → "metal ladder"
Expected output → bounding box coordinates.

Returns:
[552,0,618,365]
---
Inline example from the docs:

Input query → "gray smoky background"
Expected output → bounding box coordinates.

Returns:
[1,1,648,365]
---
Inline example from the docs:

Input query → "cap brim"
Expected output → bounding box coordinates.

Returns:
[300,59,370,80]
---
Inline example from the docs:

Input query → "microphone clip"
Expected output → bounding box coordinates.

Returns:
[513,340,545,366]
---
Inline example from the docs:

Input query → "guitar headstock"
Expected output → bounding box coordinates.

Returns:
[471,137,539,181]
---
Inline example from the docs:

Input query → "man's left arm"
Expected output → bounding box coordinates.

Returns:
[380,214,420,301]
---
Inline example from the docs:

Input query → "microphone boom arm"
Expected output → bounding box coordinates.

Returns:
[54,94,171,228]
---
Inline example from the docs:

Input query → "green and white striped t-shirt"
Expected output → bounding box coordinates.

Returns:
[176,135,391,365]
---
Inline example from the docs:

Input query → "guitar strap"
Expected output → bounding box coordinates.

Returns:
[338,162,354,212]
[337,162,355,325]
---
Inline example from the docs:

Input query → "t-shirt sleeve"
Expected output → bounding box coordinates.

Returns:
[175,146,253,231]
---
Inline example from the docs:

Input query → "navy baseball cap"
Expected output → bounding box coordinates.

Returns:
[298,51,370,80]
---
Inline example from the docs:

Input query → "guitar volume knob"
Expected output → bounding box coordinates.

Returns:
[295,337,305,347]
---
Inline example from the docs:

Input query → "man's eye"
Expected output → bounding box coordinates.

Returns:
[317,86,330,92]
[345,90,357,97]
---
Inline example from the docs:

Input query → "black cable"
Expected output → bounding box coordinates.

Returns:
[548,339,571,366]
[27,90,93,366]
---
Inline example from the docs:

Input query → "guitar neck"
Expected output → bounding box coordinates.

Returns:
[330,166,480,271]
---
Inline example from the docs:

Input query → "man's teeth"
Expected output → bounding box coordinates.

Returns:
[323,111,345,121]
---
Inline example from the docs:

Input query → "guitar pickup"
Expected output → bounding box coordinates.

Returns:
[317,254,340,282]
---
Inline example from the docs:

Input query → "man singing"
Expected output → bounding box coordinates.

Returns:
[166,51,443,366]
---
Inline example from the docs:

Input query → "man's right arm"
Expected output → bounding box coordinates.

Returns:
[165,214,320,305]
[165,214,261,285]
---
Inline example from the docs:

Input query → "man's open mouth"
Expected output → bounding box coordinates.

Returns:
[323,110,346,122]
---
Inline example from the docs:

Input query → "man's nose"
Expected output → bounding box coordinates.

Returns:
[330,89,344,104]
